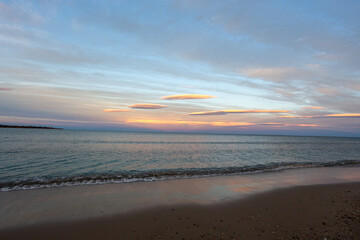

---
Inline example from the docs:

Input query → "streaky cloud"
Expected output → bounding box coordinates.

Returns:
[0,87,13,91]
[278,115,315,119]
[302,106,324,109]
[161,94,215,100]
[128,103,167,109]
[325,113,360,117]
[126,119,318,128]
[126,119,255,127]
[294,124,318,127]
[240,67,297,82]
[188,111,227,116]
[189,109,291,115]
[279,113,360,118]
[261,122,318,127]
[278,116,299,118]
[103,109,132,112]
[0,2,44,25]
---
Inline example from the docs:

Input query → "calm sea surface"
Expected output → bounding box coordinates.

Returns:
[1,129,360,191]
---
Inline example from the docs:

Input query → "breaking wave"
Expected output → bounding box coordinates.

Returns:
[1,159,359,192]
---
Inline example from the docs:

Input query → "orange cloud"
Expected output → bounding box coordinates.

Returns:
[278,116,298,118]
[279,113,360,119]
[302,106,324,109]
[103,109,133,112]
[189,109,290,115]
[293,124,318,127]
[126,119,319,128]
[161,94,215,100]
[261,122,283,125]
[325,113,360,117]
[128,104,167,109]
[126,119,255,127]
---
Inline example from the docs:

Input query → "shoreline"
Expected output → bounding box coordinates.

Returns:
[2,162,360,192]
[1,166,360,228]
[1,182,359,239]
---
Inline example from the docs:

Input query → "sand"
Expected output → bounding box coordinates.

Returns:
[1,182,359,240]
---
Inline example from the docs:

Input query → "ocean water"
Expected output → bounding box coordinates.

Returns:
[1,129,360,191]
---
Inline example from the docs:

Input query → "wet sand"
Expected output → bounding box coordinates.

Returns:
[1,166,360,239]
[1,182,360,240]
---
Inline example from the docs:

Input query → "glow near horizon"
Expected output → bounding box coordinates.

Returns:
[0,0,360,136]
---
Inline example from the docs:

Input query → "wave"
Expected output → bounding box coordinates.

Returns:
[1,159,359,192]
[74,140,358,145]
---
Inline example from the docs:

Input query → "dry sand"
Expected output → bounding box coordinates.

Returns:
[1,182,359,240]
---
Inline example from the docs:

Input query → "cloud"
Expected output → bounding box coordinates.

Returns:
[261,122,318,127]
[0,87,13,91]
[316,87,339,96]
[161,94,215,100]
[278,115,314,119]
[240,67,299,82]
[126,119,319,128]
[1,1,359,136]
[278,113,360,118]
[103,109,132,112]
[188,109,291,115]
[302,107,324,109]
[325,113,360,118]
[0,2,44,25]
[128,104,167,109]
[294,124,318,127]
[278,113,360,119]
[126,119,255,127]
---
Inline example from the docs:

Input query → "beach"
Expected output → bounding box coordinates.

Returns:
[2,0,360,238]
[1,130,360,239]
[0,182,359,240]
[1,166,360,240]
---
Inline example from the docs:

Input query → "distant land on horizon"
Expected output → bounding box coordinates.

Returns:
[0,124,63,130]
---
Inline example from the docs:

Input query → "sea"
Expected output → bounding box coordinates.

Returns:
[1,128,360,192]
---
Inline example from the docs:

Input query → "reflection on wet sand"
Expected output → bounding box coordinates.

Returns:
[0,166,360,229]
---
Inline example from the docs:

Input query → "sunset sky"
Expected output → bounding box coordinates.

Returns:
[1,0,360,136]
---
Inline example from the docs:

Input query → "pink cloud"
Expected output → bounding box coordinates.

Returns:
[126,119,255,127]
[189,109,291,115]
[161,94,215,100]
[103,109,132,112]
[278,113,360,118]
[278,115,314,119]
[128,104,167,109]
[325,113,360,117]
[301,106,324,109]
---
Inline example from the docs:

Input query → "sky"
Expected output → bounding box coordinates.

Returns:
[1,0,360,136]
